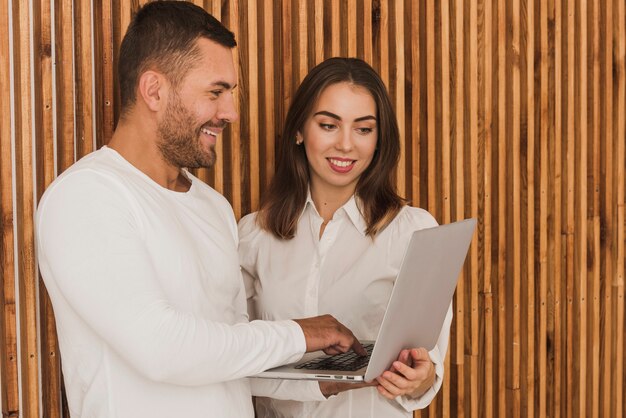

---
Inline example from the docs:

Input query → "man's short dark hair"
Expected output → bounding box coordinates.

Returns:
[118,1,236,114]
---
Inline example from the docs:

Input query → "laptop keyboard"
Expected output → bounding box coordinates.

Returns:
[295,343,375,371]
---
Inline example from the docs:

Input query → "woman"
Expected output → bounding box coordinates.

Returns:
[239,57,452,417]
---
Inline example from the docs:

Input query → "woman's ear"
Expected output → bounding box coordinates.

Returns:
[137,70,166,112]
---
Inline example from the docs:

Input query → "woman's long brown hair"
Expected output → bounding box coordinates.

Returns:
[257,57,405,239]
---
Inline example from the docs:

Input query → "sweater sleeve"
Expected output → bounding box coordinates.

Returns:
[36,171,306,386]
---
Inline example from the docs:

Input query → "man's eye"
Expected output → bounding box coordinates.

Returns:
[211,90,223,98]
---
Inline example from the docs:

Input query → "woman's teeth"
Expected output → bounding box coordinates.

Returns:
[328,158,353,167]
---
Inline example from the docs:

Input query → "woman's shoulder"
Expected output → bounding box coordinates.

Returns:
[238,211,261,239]
[393,205,439,231]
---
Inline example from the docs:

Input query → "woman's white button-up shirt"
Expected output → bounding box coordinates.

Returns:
[239,194,453,418]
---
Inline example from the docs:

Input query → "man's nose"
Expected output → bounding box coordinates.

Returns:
[217,93,239,123]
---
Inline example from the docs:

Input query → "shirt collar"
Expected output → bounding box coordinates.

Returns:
[301,189,368,236]
[342,195,368,236]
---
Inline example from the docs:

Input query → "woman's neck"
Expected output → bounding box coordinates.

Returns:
[310,183,356,223]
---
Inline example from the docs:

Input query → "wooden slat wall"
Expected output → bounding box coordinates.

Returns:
[0,1,624,417]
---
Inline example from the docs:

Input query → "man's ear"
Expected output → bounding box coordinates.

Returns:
[137,70,166,112]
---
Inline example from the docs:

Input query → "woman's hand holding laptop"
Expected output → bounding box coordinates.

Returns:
[317,346,436,399]
[376,347,436,400]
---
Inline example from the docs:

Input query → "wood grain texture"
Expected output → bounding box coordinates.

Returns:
[0,1,624,417]
[0,1,19,417]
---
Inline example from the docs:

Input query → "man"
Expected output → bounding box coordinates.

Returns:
[35,2,363,417]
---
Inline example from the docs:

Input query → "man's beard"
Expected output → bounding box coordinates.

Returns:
[156,93,217,169]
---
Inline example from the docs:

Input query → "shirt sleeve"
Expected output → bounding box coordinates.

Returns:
[238,213,261,319]
[249,378,327,401]
[36,171,306,387]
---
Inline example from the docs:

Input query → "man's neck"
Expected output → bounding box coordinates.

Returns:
[107,121,191,192]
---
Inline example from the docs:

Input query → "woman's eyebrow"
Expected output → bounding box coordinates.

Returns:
[313,111,377,122]
[313,110,341,120]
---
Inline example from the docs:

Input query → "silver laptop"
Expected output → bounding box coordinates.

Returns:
[253,218,476,383]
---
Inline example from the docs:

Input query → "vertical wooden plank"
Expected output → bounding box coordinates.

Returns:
[313,0,324,65]
[296,0,307,82]
[481,0,494,415]
[33,0,62,416]
[94,0,115,148]
[613,3,625,417]
[259,0,275,195]
[55,0,75,173]
[600,1,613,415]
[437,2,449,412]
[426,0,436,215]
[453,0,466,416]
[346,0,356,57]
[0,1,19,416]
[392,0,405,196]
[589,1,601,417]
[507,0,522,415]
[281,0,293,124]
[552,0,564,415]
[238,1,261,215]
[247,0,259,212]
[74,0,94,158]
[496,0,507,414]
[468,0,479,415]
[362,0,372,65]
[12,0,41,416]
[327,0,340,57]
[538,0,550,416]
[440,0,451,225]
[521,0,536,417]
[576,0,589,416]
[378,0,389,86]
[565,0,576,415]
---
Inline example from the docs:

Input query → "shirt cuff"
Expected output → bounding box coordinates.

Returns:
[283,320,307,363]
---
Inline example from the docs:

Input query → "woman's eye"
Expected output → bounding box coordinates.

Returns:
[320,123,336,131]
[356,127,374,134]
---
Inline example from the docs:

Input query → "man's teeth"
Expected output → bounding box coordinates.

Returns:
[201,127,217,137]
[329,159,353,167]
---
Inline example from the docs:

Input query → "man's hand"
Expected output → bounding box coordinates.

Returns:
[375,347,436,399]
[293,314,366,355]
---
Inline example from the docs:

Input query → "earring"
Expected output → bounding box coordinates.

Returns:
[296,135,303,145]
